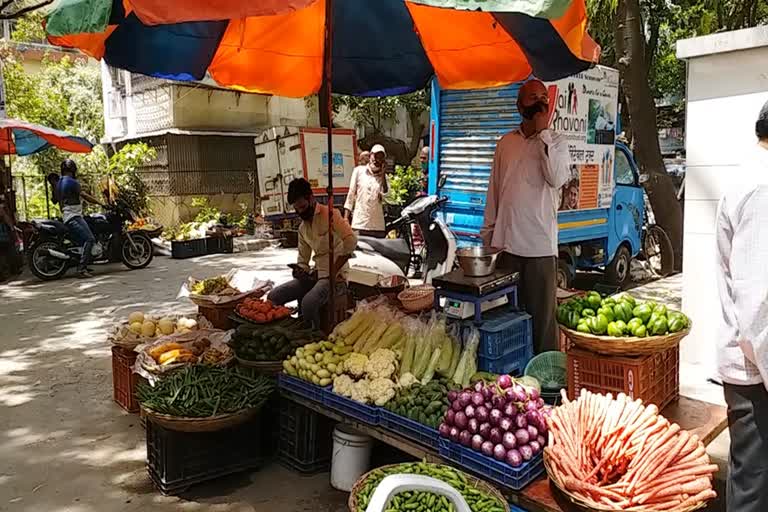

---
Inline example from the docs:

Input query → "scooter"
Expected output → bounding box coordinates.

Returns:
[347,195,457,293]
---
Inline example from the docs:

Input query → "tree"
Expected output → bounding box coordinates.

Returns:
[0,0,52,20]
[10,9,45,42]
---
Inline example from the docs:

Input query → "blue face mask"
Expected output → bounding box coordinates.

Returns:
[421,161,429,174]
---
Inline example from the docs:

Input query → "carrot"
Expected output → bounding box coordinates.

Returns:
[636,476,712,504]
[635,431,691,489]
[669,489,717,511]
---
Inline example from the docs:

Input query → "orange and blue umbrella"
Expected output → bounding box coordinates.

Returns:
[45,0,599,97]
[0,118,94,156]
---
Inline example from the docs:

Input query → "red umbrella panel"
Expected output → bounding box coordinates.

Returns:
[0,118,94,156]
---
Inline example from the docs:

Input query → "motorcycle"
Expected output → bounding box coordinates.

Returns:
[347,195,457,294]
[25,200,154,280]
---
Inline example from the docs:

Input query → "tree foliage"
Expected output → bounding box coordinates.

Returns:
[10,10,45,42]
[0,0,52,20]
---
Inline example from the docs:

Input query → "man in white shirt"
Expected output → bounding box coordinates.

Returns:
[714,100,768,512]
[344,144,388,238]
[481,80,569,353]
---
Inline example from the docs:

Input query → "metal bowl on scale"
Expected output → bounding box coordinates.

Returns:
[455,246,503,277]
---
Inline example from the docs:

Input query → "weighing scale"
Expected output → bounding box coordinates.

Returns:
[432,268,520,322]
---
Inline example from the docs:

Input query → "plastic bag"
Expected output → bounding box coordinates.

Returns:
[452,326,480,388]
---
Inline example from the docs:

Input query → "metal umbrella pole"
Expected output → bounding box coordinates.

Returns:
[324,0,336,329]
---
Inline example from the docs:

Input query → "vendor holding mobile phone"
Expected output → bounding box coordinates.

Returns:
[268,178,358,329]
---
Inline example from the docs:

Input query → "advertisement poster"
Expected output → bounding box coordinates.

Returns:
[300,128,357,194]
[546,66,619,211]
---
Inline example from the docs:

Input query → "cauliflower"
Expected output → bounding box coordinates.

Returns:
[344,353,369,378]
[365,349,397,379]
[350,380,372,404]
[333,375,355,397]
[398,372,418,389]
[369,378,396,406]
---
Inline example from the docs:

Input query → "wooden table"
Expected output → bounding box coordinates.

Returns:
[282,393,727,512]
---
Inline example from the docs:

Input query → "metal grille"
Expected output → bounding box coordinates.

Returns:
[133,86,173,134]
[437,85,522,240]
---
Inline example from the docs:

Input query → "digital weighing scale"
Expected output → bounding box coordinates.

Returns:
[432,268,520,322]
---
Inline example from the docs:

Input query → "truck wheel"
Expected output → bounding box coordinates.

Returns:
[607,245,631,286]
[557,259,572,289]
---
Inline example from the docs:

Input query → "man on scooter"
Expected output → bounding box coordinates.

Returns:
[57,159,103,278]
[269,178,358,330]
[481,79,569,354]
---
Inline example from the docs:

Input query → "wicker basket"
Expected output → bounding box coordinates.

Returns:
[140,406,259,433]
[543,452,706,512]
[234,357,284,374]
[348,463,506,512]
[397,284,435,313]
[558,324,691,357]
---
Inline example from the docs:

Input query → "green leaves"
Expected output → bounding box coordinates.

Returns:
[386,165,423,206]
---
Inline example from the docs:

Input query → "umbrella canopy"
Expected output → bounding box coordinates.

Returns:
[45,0,599,97]
[0,118,94,156]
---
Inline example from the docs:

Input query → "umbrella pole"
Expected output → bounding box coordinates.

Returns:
[324,0,336,330]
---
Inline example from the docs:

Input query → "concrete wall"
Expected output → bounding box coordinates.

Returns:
[149,193,254,227]
[677,28,768,372]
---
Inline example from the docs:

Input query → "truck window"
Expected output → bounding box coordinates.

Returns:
[614,150,636,186]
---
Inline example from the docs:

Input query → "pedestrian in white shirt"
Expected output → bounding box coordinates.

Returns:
[481,79,569,353]
[715,100,768,512]
[344,144,388,238]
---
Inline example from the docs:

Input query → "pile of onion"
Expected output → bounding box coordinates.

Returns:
[438,374,551,467]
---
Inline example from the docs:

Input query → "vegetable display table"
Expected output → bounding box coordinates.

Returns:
[280,392,727,512]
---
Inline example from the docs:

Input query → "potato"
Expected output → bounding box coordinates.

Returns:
[158,317,175,336]
[128,311,145,324]
[129,322,143,335]
[141,321,156,337]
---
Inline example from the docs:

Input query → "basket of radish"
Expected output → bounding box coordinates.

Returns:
[437,375,549,490]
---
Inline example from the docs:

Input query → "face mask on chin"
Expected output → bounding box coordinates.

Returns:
[521,101,548,120]
[298,203,315,221]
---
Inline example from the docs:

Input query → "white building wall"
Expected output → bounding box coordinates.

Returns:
[677,29,768,374]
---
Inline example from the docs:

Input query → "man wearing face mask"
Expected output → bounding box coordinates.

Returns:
[481,79,569,354]
[269,178,358,329]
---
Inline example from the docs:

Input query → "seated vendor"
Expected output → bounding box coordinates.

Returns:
[269,178,358,329]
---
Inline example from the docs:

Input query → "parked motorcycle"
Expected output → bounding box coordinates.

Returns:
[347,195,457,293]
[25,200,153,280]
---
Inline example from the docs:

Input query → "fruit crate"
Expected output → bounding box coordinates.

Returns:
[146,415,265,495]
[567,345,680,409]
[278,397,334,475]
[277,374,326,405]
[323,389,379,425]
[379,409,440,450]
[198,303,237,330]
[111,345,139,413]
[171,238,208,259]
[477,309,533,359]
[438,438,545,491]
[206,236,234,255]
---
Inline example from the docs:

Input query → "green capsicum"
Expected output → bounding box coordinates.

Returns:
[631,323,647,337]
[587,292,602,310]
[582,308,596,318]
[653,304,668,317]
[649,316,669,336]
[556,305,569,325]
[589,314,609,335]
[668,316,686,333]
[627,317,644,332]
[569,311,581,330]
[606,321,623,337]
[597,306,615,322]
[613,302,633,323]
[647,311,662,328]
[577,322,591,334]
[633,304,653,323]
[614,320,628,335]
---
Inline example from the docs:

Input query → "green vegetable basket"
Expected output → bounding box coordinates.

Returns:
[558,324,691,357]
[140,405,260,433]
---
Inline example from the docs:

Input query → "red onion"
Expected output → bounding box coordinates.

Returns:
[454,411,468,430]
[498,417,513,432]
[527,425,539,439]
[481,440,494,457]
[459,430,473,447]
[537,398,545,408]
[514,414,528,429]
[526,410,544,432]
[497,374,513,389]
[438,423,450,438]
[471,434,484,451]
[519,444,533,461]
[475,406,489,423]
[489,408,503,426]
[481,387,494,400]
[506,448,523,467]
[449,426,460,442]
[524,400,539,413]
[445,409,456,426]
[514,428,530,445]
[502,431,517,450]
[452,400,463,412]
[510,385,527,403]
[503,402,517,418]
[473,381,484,393]
[447,391,458,402]
[478,422,491,438]
[529,440,542,455]
[493,444,507,461]
[537,435,546,447]
[491,395,506,409]
[468,418,479,434]
[458,391,472,407]
[464,404,476,418]
[528,387,541,401]
[489,427,503,445]
[471,392,485,407]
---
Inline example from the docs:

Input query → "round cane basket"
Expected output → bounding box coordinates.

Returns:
[397,284,435,313]
[234,357,284,374]
[558,324,691,357]
[347,463,506,512]
[543,452,706,512]
[140,406,259,433]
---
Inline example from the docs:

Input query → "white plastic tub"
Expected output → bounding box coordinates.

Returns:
[331,424,373,492]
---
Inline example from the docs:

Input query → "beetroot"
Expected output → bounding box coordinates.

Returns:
[445,409,456,426]
[475,406,489,423]
[498,417,513,433]
[471,392,485,407]
[478,422,491,438]
[489,427,503,445]
[502,431,517,450]
[519,444,533,461]
[468,418,479,434]
[481,440,494,457]
[497,374,513,389]
[471,434,484,451]
[514,428,530,445]
[489,408,503,426]
[493,444,507,461]
[459,430,472,447]
[506,448,523,467]
[464,404,476,419]
[458,391,472,407]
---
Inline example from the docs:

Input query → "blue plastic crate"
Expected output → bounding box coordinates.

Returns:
[478,309,533,359]
[510,506,528,512]
[438,438,544,491]
[477,352,531,377]
[323,389,379,425]
[379,409,440,450]
[277,374,326,405]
